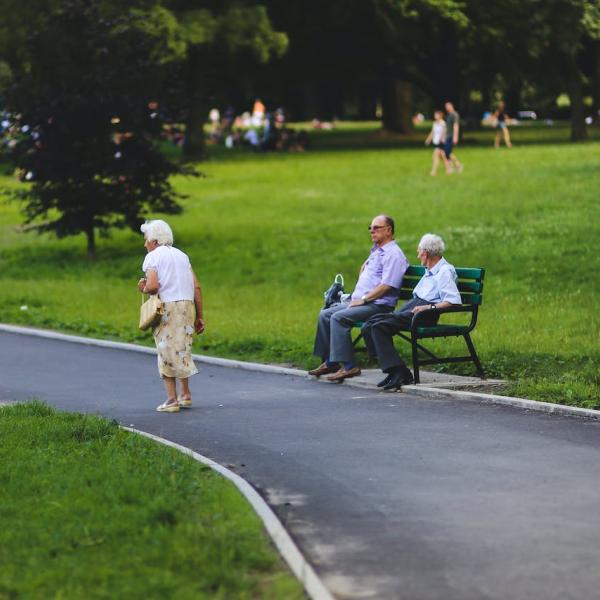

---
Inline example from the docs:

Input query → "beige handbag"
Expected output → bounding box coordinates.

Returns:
[139,293,164,331]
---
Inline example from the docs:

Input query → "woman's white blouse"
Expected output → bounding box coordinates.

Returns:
[142,245,195,302]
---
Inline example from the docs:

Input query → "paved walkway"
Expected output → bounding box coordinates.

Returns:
[2,330,600,599]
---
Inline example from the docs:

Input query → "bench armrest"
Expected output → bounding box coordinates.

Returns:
[410,304,478,331]
[432,305,475,315]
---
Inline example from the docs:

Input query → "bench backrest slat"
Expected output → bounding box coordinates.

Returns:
[399,265,485,306]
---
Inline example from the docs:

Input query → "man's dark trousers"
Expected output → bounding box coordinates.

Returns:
[361,298,437,372]
[313,301,393,363]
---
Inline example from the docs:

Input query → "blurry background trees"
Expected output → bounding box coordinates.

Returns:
[1,0,190,258]
[259,0,599,138]
[163,0,287,158]
[1,0,598,138]
[0,0,598,254]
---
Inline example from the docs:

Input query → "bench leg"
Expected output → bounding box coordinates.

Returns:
[411,335,420,384]
[352,331,363,347]
[464,333,485,379]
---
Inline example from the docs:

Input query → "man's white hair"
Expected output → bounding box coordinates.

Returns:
[140,219,173,246]
[418,233,445,256]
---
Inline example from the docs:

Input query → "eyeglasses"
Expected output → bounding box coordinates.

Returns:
[368,225,389,231]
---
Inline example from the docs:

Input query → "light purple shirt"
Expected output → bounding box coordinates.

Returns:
[413,257,462,304]
[351,241,409,306]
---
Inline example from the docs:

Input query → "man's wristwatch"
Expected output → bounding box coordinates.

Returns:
[361,295,371,303]
[430,304,436,310]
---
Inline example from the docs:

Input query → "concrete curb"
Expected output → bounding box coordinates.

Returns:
[2,323,599,421]
[401,385,600,419]
[0,323,307,377]
[121,427,334,600]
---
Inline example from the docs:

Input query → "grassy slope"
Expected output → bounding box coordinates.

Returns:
[0,122,599,406]
[0,402,303,599]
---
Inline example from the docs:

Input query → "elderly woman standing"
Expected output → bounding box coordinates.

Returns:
[137,219,204,412]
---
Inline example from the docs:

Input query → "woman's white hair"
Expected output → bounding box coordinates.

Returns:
[418,233,445,256]
[140,219,173,246]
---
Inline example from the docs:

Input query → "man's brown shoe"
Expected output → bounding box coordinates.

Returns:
[326,366,362,382]
[308,362,340,377]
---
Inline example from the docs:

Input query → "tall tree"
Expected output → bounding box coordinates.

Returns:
[264,0,468,130]
[163,1,287,159]
[371,1,468,132]
[535,0,600,141]
[454,0,539,118]
[4,0,189,259]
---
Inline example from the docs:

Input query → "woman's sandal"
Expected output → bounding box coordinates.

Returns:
[177,395,192,408]
[156,398,180,413]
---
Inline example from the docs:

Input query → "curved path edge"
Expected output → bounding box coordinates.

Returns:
[2,323,598,422]
[121,427,333,600]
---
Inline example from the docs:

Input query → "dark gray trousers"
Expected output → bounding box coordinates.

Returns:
[361,298,437,372]
[313,302,393,363]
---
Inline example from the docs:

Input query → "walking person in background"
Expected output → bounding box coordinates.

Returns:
[444,102,464,174]
[492,101,513,148]
[425,110,448,176]
[138,220,205,413]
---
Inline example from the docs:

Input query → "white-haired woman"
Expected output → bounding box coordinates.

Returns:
[361,233,462,390]
[137,219,205,412]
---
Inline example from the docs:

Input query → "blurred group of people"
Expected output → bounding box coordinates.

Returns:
[161,123,185,147]
[0,111,29,155]
[207,99,310,153]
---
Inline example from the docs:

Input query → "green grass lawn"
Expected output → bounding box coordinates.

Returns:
[0,401,304,599]
[1,121,599,407]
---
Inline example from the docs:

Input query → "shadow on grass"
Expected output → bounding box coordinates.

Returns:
[0,233,143,279]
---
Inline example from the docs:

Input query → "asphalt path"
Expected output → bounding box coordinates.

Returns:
[2,330,600,600]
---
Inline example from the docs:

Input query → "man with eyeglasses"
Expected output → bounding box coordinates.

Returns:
[309,215,408,382]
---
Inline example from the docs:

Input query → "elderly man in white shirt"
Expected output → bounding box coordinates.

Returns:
[361,233,462,390]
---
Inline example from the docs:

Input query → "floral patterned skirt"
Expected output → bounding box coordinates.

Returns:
[152,300,198,379]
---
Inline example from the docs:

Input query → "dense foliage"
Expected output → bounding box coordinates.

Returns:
[0,0,598,252]
[3,1,190,258]
[260,0,600,138]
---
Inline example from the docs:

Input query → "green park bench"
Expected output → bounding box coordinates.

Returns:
[353,265,485,384]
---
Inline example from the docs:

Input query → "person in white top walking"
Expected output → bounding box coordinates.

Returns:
[138,219,205,412]
[424,110,448,176]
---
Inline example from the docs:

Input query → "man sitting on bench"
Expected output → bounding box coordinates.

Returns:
[308,214,408,382]
[361,233,461,390]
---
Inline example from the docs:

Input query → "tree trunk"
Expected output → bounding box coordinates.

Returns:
[184,101,207,159]
[593,41,600,124]
[381,77,413,134]
[302,82,319,121]
[505,87,521,118]
[183,46,207,160]
[320,80,344,121]
[86,225,96,261]
[358,83,377,120]
[481,84,493,118]
[432,25,460,109]
[567,60,587,142]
